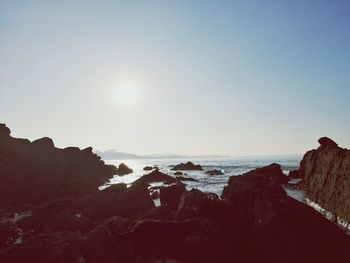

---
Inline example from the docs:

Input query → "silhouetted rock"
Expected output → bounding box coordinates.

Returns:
[205,169,224,175]
[175,176,198,182]
[300,137,350,222]
[116,163,133,175]
[171,161,203,171]
[133,170,176,185]
[318,136,338,147]
[221,163,350,263]
[0,124,11,137]
[143,166,154,171]
[288,169,301,179]
[160,183,186,209]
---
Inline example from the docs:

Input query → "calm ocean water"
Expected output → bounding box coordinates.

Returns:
[102,156,305,202]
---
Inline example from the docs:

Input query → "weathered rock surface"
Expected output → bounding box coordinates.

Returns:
[299,137,350,222]
[171,161,203,171]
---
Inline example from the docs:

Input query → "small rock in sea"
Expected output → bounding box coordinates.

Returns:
[205,169,224,176]
[171,161,203,171]
[175,176,198,182]
[116,163,133,176]
[174,171,183,176]
[143,166,154,171]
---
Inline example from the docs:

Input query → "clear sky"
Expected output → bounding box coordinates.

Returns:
[1,1,349,156]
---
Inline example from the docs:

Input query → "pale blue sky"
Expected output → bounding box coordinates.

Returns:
[0,1,349,155]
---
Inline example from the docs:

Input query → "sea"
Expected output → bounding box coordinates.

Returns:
[102,155,305,203]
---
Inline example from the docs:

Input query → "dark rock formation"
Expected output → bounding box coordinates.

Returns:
[1,125,350,263]
[318,136,338,147]
[116,163,133,175]
[174,171,183,176]
[205,169,224,175]
[133,169,176,185]
[160,183,186,209]
[221,163,350,263]
[143,166,154,171]
[299,137,350,222]
[171,161,203,171]
[0,123,116,214]
[175,176,198,182]
[288,169,301,179]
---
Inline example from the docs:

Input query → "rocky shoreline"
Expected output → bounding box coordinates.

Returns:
[0,124,350,263]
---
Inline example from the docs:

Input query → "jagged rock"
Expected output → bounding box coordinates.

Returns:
[222,163,288,201]
[205,169,224,175]
[133,170,176,185]
[116,163,133,176]
[171,162,203,171]
[300,137,350,222]
[160,183,186,209]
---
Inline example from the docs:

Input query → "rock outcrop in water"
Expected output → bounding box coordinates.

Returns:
[299,137,350,222]
[1,125,350,263]
[116,163,133,175]
[171,161,203,171]
[205,169,224,175]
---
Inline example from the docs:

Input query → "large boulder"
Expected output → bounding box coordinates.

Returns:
[300,137,350,222]
[171,162,203,171]
[221,163,350,263]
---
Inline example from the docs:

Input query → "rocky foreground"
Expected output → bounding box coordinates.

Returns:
[296,137,350,224]
[0,124,350,263]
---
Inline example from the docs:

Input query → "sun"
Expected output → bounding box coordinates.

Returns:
[114,82,140,107]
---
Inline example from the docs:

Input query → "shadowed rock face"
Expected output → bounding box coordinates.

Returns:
[300,137,350,222]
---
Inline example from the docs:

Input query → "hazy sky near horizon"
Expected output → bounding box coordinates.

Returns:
[1,1,350,156]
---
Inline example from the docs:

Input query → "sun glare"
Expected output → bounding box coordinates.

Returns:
[114,82,140,107]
